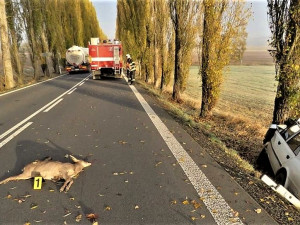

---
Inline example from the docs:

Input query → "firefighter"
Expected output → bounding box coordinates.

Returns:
[126,54,132,81]
[129,60,136,85]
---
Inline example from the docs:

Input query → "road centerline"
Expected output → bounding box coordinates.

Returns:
[0,122,33,149]
[0,75,90,142]
[128,83,243,225]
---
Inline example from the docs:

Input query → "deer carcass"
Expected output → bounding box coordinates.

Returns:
[0,155,91,192]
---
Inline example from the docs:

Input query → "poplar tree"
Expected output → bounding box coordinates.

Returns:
[0,0,15,89]
[169,0,198,102]
[5,0,24,84]
[267,0,300,123]
[200,0,250,117]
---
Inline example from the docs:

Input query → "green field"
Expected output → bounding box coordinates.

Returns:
[186,65,277,127]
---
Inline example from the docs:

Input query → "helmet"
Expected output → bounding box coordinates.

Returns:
[126,54,131,58]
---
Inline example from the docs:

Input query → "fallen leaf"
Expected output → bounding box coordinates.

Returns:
[113,172,119,176]
[248,181,254,185]
[75,205,81,209]
[30,204,38,210]
[124,179,129,183]
[10,186,17,190]
[191,200,201,209]
[69,197,75,201]
[140,140,145,143]
[233,211,239,217]
[105,206,112,211]
[285,212,289,216]
[288,217,294,222]
[75,214,82,222]
[86,213,99,222]
[254,208,261,214]
[134,205,139,209]
[170,200,177,205]
[49,188,55,192]
[98,194,104,197]
[22,194,31,198]
[6,194,12,199]
[63,212,72,217]
[201,215,206,219]
[191,216,198,221]
[118,141,128,144]
[92,222,98,225]
[33,220,42,223]
[23,223,31,225]
[202,164,207,168]
[129,171,134,175]
[155,162,162,167]
[182,200,189,205]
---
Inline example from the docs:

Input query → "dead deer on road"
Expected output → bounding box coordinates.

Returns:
[0,155,91,192]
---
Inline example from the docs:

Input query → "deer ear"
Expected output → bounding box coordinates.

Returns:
[70,155,79,163]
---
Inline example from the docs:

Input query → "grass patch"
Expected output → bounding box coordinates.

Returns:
[137,79,259,175]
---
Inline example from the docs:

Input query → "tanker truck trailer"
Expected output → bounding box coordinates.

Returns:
[65,45,91,74]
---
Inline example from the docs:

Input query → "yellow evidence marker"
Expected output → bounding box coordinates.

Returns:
[33,177,43,190]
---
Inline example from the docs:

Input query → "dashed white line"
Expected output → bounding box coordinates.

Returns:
[79,82,85,86]
[0,122,33,149]
[128,82,243,225]
[43,98,63,112]
[0,75,90,143]
[68,88,77,95]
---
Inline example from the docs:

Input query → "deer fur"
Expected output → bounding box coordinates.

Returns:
[0,155,91,192]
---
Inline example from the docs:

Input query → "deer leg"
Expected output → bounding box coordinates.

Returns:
[65,179,74,192]
[0,172,31,185]
[60,178,72,192]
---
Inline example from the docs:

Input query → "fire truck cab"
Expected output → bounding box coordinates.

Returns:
[88,38,123,79]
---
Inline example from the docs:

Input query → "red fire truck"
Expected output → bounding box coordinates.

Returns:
[88,38,123,79]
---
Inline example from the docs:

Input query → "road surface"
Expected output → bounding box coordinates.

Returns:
[0,73,277,224]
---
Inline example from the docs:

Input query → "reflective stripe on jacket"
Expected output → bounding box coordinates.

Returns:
[130,62,136,71]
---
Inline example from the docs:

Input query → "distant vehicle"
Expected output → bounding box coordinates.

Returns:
[88,38,123,79]
[65,45,91,74]
[258,118,300,198]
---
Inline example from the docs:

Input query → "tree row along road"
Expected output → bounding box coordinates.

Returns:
[0,74,276,224]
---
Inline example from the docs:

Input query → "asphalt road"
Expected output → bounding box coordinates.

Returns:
[0,73,277,224]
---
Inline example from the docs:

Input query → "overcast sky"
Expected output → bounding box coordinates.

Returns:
[92,0,271,48]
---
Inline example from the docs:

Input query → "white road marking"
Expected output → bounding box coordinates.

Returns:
[79,82,85,86]
[0,122,33,149]
[128,81,243,225]
[68,88,77,95]
[0,75,90,142]
[0,74,66,97]
[43,98,63,112]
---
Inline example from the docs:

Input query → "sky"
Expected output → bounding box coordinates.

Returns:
[91,0,271,49]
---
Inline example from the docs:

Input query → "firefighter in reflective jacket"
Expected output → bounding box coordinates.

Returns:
[129,61,136,84]
[126,54,132,80]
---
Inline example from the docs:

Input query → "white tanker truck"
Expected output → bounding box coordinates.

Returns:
[65,45,91,74]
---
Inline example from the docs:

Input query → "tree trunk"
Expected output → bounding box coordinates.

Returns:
[172,23,181,102]
[10,28,24,85]
[0,0,15,89]
[40,30,52,77]
[200,6,210,117]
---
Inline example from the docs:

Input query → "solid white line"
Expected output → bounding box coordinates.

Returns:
[79,82,85,86]
[0,122,33,149]
[128,83,243,225]
[68,88,77,95]
[0,74,66,97]
[43,98,63,112]
[0,75,90,141]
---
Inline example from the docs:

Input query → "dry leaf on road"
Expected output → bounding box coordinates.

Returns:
[75,214,82,222]
[254,208,262,214]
